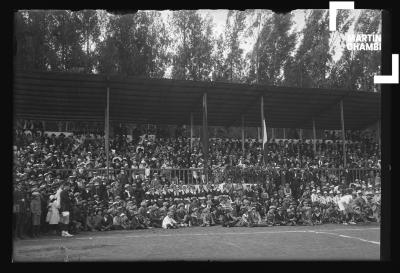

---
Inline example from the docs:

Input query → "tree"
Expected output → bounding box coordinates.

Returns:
[248,12,296,85]
[97,11,171,77]
[73,10,101,73]
[243,9,272,84]
[14,10,52,71]
[46,10,86,71]
[328,10,381,92]
[223,10,246,82]
[170,10,215,81]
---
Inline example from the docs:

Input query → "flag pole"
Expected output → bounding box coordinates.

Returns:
[202,92,208,183]
[241,115,245,156]
[261,95,265,166]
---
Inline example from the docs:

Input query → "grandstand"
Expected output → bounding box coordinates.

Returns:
[12,70,381,261]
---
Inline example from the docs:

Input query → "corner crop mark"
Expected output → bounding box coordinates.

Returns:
[374,54,399,84]
[329,1,355,31]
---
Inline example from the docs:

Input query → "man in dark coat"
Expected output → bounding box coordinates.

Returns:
[59,184,74,237]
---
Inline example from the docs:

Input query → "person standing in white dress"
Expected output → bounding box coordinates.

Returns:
[46,195,60,235]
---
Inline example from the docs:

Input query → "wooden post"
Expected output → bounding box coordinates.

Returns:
[377,119,381,151]
[340,100,346,168]
[241,115,245,155]
[202,93,208,184]
[106,84,110,183]
[190,112,194,151]
[283,128,286,139]
[313,119,317,154]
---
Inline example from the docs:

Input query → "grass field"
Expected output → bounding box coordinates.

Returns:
[12,223,380,261]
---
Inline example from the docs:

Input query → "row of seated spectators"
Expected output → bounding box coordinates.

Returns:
[14,129,380,174]
[13,170,381,238]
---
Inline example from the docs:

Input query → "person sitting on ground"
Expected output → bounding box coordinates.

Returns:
[221,207,240,228]
[265,206,276,227]
[300,200,313,226]
[249,206,266,226]
[120,213,130,229]
[93,210,103,230]
[286,206,297,226]
[189,207,201,227]
[86,212,97,231]
[138,201,150,228]
[312,206,322,225]
[100,210,113,231]
[275,207,287,226]
[239,207,254,227]
[200,207,214,227]
[112,211,123,230]
[162,211,178,229]
[174,203,187,227]
[148,205,163,228]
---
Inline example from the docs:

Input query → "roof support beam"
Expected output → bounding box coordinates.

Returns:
[241,115,245,155]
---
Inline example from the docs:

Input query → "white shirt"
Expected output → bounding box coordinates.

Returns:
[311,193,318,203]
[162,215,177,229]
[338,194,352,211]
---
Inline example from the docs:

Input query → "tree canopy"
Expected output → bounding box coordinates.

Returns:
[14,9,381,92]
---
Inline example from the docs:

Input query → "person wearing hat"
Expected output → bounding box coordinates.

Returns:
[120,212,130,230]
[58,184,74,237]
[189,207,201,227]
[200,207,214,227]
[30,191,42,237]
[265,206,276,227]
[70,201,85,234]
[221,207,240,228]
[337,189,353,225]
[100,210,114,231]
[364,192,377,223]
[86,211,98,232]
[162,211,178,229]
[174,203,187,227]
[310,188,317,200]
[45,194,60,235]
[312,205,322,225]
[275,207,287,226]
[300,200,313,226]
[286,206,297,226]
[371,188,381,223]
[13,183,30,239]
[148,206,163,228]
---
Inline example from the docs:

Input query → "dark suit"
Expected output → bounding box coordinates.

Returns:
[60,190,72,212]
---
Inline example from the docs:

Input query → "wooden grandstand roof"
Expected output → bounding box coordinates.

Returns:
[13,70,381,130]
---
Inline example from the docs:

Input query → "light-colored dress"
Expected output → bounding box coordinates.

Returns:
[46,201,60,225]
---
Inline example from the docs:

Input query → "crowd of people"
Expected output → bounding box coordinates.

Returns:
[13,120,381,239]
